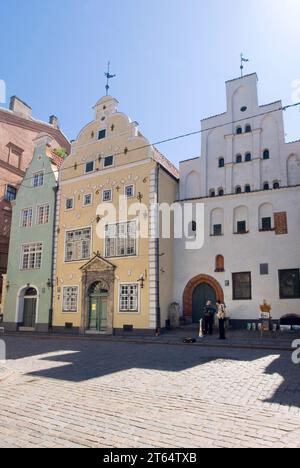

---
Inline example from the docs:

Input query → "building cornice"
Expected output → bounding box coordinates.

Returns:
[0,109,70,152]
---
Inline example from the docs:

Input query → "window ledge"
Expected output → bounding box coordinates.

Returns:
[259,228,275,232]
[234,231,249,235]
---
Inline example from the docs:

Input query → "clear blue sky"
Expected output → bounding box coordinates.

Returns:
[1,0,300,165]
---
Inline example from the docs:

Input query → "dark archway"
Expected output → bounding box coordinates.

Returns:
[183,274,224,319]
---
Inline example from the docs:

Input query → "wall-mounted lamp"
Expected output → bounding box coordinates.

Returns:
[47,279,52,289]
[6,281,10,291]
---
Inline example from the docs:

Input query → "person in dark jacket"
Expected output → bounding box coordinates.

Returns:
[203,301,215,335]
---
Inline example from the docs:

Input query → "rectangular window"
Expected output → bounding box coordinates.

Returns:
[5,185,17,201]
[261,217,272,231]
[85,161,95,173]
[62,286,79,312]
[65,228,91,262]
[83,194,92,206]
[21,243,43,270]
[260,264,269,275]
[37,204,50,225]
[20,208,33,228]
[66,198,74,210]
[237,221,247,234]
[232,272,252,300]
[104,156,114,168]
[125,185,134,198]
[102,189,112,202]
[32,171,44,188]
[105,221,137,258]
[279,269,300,299]
[98,129,106,140]
[213,224,222,236]
[120,284,139,312]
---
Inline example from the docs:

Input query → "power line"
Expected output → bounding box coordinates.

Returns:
[1,101,300,191]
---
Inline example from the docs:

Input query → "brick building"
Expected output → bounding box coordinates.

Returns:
[0,96,70,300]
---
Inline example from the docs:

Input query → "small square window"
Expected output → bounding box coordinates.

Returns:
[213,224,222,236]
[260,264,269,275]
[125,185,134,198]
[98,129,106,140]
[5,185,17,201]
[66,198,74,210]
[104,156,114,168]
[237,221,247,234]
[85,161,95,173]
[261,217,272,231]
[83,194,92,206]
[103,190,112,202]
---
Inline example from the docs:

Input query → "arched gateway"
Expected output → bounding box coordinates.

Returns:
[183,274,224,323]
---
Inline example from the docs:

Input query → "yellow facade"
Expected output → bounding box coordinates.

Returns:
[52,96,178,334]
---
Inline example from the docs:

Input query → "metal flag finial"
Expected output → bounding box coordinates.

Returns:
[104,61,116,96]
[240,53,249,77]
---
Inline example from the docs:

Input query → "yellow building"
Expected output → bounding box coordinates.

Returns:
[52,96,178,335]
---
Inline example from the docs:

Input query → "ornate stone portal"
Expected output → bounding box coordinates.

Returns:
[80,253,116,334]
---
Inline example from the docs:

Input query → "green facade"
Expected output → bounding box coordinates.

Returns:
[3,135,58,332]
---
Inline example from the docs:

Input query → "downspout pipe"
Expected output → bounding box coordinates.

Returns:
[155,164,161,335]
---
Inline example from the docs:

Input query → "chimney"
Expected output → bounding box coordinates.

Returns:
[9,96,32,118]
[49,115,59,129]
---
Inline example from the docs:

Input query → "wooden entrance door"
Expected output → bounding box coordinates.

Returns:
[192,283,216,323]
[23,298,37,328]
[88,293,108,332]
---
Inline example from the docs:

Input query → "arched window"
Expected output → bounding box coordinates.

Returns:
[273,181,280,189]
[234,206,249,234]
[263,182,270,190]
[236,154,242,164]
[263,149,270,160]
[245,124,252,133]
[218,157,225,168]
[218,188,224,196]
[245,152,252,162]
[211,208,224,236]
[245,184,251,193]
[215,255,225,273]
[236,126,243,135]
[209,189,216,198]
[235,186,242,194]
[259,203,274,231]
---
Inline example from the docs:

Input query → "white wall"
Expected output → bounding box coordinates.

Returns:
[174,187,300,321]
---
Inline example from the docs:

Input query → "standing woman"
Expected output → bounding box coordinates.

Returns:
[216,301,226,340]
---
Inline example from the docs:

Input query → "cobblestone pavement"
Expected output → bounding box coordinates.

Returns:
[0,335,300,448]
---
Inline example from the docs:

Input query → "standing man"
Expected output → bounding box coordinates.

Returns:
[203,301,215,335]
[217,301,227,340]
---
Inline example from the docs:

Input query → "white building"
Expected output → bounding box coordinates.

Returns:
[174,73,300,327]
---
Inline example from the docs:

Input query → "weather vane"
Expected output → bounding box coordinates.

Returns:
[240,53,249,77]
[104,61,116,96]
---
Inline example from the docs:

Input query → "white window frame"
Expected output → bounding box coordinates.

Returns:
[103,155,114,168]
[105,220,137,258]
[98,128,107,140]
[83,193,93,207]
[36,203,50,225]
[62,286,79,313]
[32,171,44,188]
[64,227,92,263]
[124,185,135,198]
[85,161,95,174]
[119,283,140,313]
[65,197,74,211]
[102,189,112,202]
[20,242,43,271]
[20,207,33,228]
